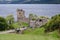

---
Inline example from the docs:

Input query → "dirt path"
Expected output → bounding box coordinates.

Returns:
[0,27,27,34]
[0,30,15,34]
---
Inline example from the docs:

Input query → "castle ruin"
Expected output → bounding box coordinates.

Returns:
[17,9,29,23]
[17,9,48,28]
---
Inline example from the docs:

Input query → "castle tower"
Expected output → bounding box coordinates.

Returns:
[17,9,25,22]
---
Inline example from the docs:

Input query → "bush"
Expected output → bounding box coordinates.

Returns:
[11,22,20,28]
[44,14,60,33]
[0,17,8,31]
[24,28,45,35]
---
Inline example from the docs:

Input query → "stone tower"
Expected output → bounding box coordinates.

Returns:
[17,9,25,22]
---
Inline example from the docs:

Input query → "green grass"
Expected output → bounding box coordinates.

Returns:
[0,28,59,40]
[0,34,59,40]
[24,28,45,35]
[0,28,60,40]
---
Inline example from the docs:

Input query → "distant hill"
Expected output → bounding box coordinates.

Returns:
[0,0,60,4]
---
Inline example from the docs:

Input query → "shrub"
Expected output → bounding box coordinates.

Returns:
[0,17,8,31]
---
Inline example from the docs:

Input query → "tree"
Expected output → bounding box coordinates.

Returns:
[6,14,14,29]
[44,14,60,33]
[6,14,14,24]
[0,17,8,31]
[11,22,20,28]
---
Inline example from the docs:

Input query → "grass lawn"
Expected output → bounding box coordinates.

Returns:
[0,28,60,40]
[0,33,59,40]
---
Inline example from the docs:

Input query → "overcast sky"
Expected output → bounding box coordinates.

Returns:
[0,4,60,20]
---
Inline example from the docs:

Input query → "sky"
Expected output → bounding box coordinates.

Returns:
[0,4,60,20]
[0,0,60,4]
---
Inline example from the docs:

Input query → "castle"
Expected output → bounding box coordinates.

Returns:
[17,9,29,23]
[17,9,48,28]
